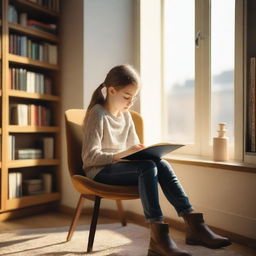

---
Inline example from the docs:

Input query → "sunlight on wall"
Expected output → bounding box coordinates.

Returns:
[140,0,162,145]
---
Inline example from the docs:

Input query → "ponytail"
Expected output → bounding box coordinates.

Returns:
[87,83,106,111]
[84,83,106,125]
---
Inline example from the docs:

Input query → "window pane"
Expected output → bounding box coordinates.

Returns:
[211,0,235,145]
[164,0,195,144]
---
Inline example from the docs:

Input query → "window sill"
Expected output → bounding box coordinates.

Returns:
[164,154,256,173]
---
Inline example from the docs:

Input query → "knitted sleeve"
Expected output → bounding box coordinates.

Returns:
[126,112,140,148]
[81,108,113,168]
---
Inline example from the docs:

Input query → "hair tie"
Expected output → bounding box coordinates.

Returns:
[101,84,107,100]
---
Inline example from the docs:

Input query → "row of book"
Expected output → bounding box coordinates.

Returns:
[9,68,53,94]
[9,172,53,199]
[9,5,57,34]
[29,0,60,12]
[9,34,58,65]
[9,136,54,160]
[10,103,52,126]
[247,57,256,152]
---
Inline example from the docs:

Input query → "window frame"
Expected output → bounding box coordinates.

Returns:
[161,0,244,160]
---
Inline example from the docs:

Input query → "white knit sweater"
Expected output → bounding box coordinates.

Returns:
[81,104,140,179]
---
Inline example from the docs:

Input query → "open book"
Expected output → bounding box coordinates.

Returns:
[122,143,185,161]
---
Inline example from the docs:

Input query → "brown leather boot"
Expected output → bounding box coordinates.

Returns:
[148,223,191,256]
[184,213,232,249]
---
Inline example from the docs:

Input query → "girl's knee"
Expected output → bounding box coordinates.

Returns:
[137,160,157,175]
[157,159,172,169]
[157,159,176,175]
[142,160,157,169]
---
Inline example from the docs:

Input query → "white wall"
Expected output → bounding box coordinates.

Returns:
[60,0,84,208]
[83,0,137,109]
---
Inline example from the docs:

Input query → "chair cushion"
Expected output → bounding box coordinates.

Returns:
[71,175,139,200]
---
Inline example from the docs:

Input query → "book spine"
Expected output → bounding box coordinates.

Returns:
[43,137,54,158]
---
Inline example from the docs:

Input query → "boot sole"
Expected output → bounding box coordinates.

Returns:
[148,249,161,256]
[186,238,232,249]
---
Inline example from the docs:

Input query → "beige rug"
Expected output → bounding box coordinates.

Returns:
[0,223,242,256]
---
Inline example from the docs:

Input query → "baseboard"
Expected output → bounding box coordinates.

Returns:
[59,204,256,249]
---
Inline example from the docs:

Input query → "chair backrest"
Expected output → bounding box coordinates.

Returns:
[65,108,144,177]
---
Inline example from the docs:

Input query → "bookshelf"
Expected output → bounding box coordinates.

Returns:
[244,0,256,164]
[0,0,61,218]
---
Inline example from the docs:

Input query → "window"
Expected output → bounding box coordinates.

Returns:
[163,0,237,157]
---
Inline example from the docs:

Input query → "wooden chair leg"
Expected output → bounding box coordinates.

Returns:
[87,196,101,253]
[66,194,85,241]
[116,200,127,226]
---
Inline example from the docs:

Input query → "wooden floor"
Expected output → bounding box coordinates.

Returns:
[0,211,255,256]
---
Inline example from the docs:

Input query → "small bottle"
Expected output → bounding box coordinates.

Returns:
[213,123,229,161]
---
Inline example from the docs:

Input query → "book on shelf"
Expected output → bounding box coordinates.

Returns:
[9,34,58,64]
[42,173,52,193]
[122,143,185,161]
[10,103,51,126]
[27,20,57,34]
[9,135,16,160]
[248,57,256,152]
[9,68,53,94]
[23,179,43,195]
[8,5,18,23]
[10,104,28,126]
[16,148,43,159]
[8,172,22,199]
[29,0,60,12]
[43,137,54,158]
[19,12,28,26]
[9,1,60,23]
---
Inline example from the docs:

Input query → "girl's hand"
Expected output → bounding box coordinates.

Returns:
[113,144,146,161]
[127,144,146,154]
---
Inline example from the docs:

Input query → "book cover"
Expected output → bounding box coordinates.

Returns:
[122,143,184,161]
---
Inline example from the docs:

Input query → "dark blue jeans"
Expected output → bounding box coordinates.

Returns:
[94,159,194,223]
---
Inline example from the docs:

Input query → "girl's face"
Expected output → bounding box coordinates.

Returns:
[108,84,140,112]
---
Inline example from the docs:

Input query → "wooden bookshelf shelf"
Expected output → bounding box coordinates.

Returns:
[8,125,60,133]
[8,22,58,43]
[14,0,59,17]
[8,159,60,168]
[9,54,59,70]
[6,192,60,210]
[9,90,60,101]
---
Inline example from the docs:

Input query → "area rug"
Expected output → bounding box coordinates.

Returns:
[0,223,242,256]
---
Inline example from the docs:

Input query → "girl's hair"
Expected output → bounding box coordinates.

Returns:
[87,64,140,112]
[84,65,140,125]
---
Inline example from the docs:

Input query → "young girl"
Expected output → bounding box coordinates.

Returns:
[82,65,231,256]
